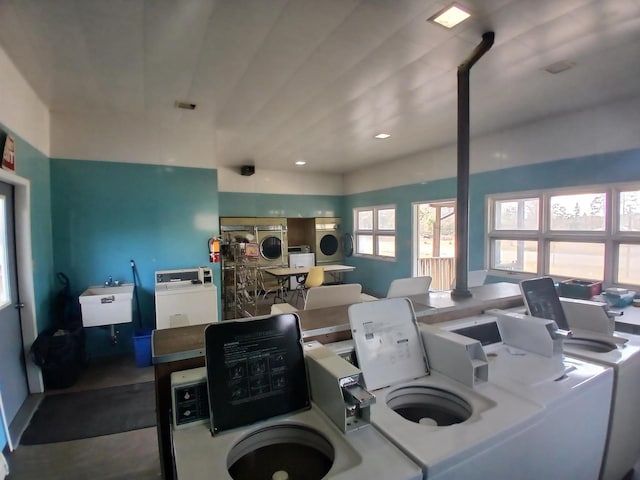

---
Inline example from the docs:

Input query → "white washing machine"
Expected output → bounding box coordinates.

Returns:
[171,314,423,480]
[315,218,343,265]
[519,277,640,480]
[348,298,549,480]
[436,311,614,480]
[155,268,217,329]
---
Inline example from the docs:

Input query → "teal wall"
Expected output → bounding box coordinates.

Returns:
[341,178,457,297]
[219,192,340,218]
[51,159,220,357]
[343,148,640,297]
[6,134,639,362]
[10,128,56,332]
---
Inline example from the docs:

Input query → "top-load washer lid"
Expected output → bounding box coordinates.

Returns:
[348,298,429,391]
[520,277,570,329]
[520,277,621,352]
[204,314,310,434]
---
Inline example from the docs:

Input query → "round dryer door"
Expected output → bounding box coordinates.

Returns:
[319,233,339,257]
[260,235,282,261]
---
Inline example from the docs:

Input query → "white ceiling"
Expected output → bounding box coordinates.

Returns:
[0,0,639,173]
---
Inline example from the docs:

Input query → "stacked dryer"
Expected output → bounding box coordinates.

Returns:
[315,218,343,265]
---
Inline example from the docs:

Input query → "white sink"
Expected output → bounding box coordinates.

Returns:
[79,284,134,327]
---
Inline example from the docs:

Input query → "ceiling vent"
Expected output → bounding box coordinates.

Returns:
[543,60,575,74]
[174,101,197,110]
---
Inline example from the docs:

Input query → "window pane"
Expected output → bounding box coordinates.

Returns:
[377,235,395,257]
[495,198,539,230]
[619,191,640,232]
[378,208,395,230]
[549,241,604,279]
[357,210,373,230]
[618,244,640,285]
[491,239,538,272]
[357,234,373,255]
[549,193,605,231]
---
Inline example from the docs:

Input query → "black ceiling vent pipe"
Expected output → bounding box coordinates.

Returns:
[452,31,495,299]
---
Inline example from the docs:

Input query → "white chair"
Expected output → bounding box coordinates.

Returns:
[386,276,432,298]
[304,284,363,310]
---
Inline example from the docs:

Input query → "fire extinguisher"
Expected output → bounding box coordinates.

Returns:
[208,237,220,263]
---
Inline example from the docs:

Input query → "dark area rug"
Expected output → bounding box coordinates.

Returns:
[21,382,156,445]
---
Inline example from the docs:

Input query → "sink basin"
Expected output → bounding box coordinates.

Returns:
[79,284,134,327]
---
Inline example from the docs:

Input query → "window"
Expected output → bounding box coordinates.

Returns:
[487,184,640,287]
[354,205,396,258]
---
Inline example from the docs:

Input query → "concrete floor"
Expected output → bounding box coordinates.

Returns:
[7,355,160,480]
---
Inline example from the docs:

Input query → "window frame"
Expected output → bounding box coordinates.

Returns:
[353,204,397,260]
[486,182,640,287]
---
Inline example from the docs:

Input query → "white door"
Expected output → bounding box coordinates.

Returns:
[0,181,27,425]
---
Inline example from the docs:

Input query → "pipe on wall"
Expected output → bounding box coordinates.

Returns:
[452,31,495,299]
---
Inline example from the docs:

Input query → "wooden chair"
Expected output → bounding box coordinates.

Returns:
[386,276,432,298]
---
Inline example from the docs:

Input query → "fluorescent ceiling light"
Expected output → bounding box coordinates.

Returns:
[295,160,306,166]
[374,133,391,139]
[429,4,471,29]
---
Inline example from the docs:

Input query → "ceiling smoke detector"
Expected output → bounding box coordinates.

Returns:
[543,60,576,74]
[174,101,197,110]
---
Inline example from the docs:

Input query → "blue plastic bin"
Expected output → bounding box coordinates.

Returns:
[133,329,153,367]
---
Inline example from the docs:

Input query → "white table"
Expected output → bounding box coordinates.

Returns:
[264,264,356,303]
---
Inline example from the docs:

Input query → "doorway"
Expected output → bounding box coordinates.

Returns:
[0,169,40,448]
[0,181,28,426]
[413,201,456,290]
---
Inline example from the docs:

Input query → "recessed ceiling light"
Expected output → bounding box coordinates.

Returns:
[543,60,576,74]
[295,160,306,166]
[428,4,471,29]
[374,133,391,139]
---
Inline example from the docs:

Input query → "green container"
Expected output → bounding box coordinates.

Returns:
[558,279,602,299]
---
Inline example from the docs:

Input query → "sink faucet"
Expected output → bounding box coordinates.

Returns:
[105,276,113,287]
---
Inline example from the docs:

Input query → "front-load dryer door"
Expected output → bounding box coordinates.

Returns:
[260,235,282,262]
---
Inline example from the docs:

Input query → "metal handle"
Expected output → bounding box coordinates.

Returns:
[101,296,115,304]
[14,303,24,309]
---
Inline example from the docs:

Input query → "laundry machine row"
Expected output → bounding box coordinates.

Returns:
[171,313,423,480]
[518,276,640,480]
[435,310,613,480]
[346,298,613,480]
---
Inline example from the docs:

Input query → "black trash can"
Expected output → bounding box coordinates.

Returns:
[30,326,83,389]
[30,272,86,389]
